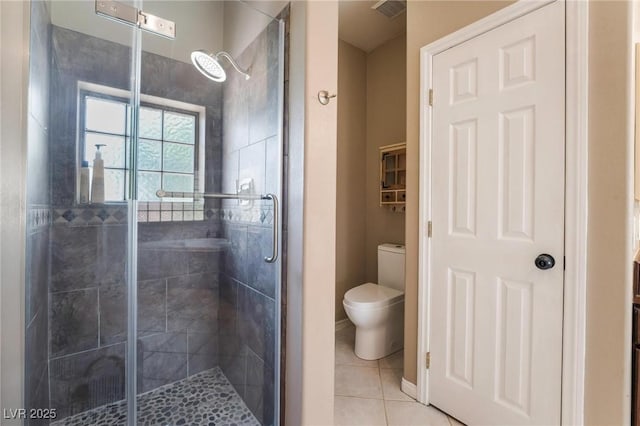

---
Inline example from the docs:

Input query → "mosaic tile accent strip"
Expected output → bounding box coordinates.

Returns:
[51,367,260,426]
[52,202,275,226]
[52,203,211,225]
[27,206,52,230]
[53,206,129,226]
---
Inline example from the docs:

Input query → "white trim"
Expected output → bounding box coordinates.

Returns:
[562,1,588,424]
[417,19,432,403]
[335,318,352,332]
[418,0,555,58]
[401,377,418,400]
[417,1,588,424]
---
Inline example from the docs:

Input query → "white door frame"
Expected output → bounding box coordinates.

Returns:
[417,1,589,424]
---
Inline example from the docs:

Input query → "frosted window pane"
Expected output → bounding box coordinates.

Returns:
[138,139,161,171]
[85,133,125,169]
[138,171,161,201]
[104,169,125,201]
[86,97,126,134]
[163,173,194,193]
[163,142,194,173]
[164,111,195,144]
[139,107,162,139]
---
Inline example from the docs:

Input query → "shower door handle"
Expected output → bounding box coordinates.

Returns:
[264,193,278,263]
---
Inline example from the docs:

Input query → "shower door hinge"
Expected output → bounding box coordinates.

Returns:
[96,0,176,39]
[426,352,431,369]
[427,221,432,238]
[428,89,433,106]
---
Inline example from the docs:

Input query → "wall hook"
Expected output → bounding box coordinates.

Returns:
[318,90,337,105]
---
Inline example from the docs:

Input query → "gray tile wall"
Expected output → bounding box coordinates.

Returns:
[219,19,281,426]
[47,26,224,420]
[25,1,52,423]
[48,219,223,419]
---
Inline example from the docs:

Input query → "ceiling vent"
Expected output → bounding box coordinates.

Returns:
[371,0,406,19]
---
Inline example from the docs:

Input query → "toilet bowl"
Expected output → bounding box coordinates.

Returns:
[343,283,404,360]
[343,243,405,360]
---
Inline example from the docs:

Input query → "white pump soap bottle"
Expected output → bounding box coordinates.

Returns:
[91,144,106,204]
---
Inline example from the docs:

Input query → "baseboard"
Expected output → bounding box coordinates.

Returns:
[335,318,352,331]
[401,377,417,399]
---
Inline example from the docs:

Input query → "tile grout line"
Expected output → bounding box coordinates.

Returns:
[379,362,391,426]
[383,398,390,426]
[334,393,385,400]
[378,361,385,401]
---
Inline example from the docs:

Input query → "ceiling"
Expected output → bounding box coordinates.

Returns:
[339,1,407,53]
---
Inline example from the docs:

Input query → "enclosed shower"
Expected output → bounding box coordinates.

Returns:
[23,0,286,424]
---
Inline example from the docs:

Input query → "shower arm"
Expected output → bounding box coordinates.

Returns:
[156,189,278,263]
[215,51,251,80]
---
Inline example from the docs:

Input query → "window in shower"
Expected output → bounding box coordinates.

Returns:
[78,83,206,208]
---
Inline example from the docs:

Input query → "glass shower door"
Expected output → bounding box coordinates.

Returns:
[131,1,285,425]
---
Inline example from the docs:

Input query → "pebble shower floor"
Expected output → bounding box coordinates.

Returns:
[51,368,260,426]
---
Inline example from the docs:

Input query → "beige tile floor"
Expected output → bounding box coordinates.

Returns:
[334,324,463,426]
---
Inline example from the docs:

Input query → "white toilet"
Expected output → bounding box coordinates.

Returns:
[343,243,405,360]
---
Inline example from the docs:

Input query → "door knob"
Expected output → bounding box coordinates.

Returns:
[535,254,555,270]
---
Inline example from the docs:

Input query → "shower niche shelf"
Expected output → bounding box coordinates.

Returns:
[380,142,406,212]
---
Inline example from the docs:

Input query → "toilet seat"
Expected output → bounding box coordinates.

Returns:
[344,283,404,309]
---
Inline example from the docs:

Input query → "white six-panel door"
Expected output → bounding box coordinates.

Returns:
[429,2,565,425]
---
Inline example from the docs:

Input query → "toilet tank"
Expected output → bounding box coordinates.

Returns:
[378,243,405,291]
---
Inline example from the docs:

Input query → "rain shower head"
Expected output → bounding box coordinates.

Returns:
[191,50,226,82]
[190,50,250,82]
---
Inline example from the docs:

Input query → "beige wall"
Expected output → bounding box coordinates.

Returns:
[365,34,406,282]
[584,1,633,424]
[404,0,512,385]
[286,2,339,424]
[335,35,406,321]
[0,0,28,421]
[336,40,367,321]
[300,1,339,424]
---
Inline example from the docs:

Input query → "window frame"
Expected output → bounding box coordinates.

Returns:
[76,81,206,206]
